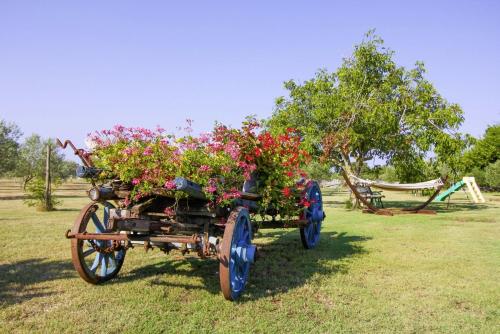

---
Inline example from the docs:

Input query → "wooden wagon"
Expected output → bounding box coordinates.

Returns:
[59,139,325,300]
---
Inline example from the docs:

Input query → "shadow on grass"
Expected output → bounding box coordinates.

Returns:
[0,195,87,201]
[0,258,74,307]
[110,230,369,301]
[55,208,81,212]
[323,200,346,206]
[376,199,488,213]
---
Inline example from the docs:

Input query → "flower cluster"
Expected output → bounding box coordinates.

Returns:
[88,118,310,217]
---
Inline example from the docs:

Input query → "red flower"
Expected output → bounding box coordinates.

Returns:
[282,187,291,197]
[254,147,262,157]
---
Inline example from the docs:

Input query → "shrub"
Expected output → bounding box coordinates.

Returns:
[485,161,500,188]
[24,177,60,211]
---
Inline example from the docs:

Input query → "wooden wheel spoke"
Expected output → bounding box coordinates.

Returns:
[83,248,96,258]
[100,254,109,277]
[103,205,111,229]
[90,253,103,273]
[108,252,117,271]
[91,213,105,232]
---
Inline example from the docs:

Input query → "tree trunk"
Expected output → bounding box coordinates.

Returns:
[354,154,364,176]
[44,143,52,211]
[22,175,33,190]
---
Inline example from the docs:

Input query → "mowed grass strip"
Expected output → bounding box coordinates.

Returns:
[0,180,499,333]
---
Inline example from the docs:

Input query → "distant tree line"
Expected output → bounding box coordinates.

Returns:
[0,119,78,209]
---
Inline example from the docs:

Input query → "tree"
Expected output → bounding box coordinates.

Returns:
[485,161,500,188]
[15,134,76,189]
[15,134,45,189]
[462,124,499,171]
[303,161,333,181]
[0,119,22,175]
[14,135,76,210]
[268,31,465,181]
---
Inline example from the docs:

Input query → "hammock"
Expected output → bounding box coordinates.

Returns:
[341,171,447,216]
[349,175,444,191]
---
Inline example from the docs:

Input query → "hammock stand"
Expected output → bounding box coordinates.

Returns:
[341,171,447,216]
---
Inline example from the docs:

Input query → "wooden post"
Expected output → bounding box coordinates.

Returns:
[44,142,52,211]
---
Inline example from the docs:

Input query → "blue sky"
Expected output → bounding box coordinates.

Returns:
[1,1,499,156]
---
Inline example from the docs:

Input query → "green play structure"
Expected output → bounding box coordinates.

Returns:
[434,177,485,203]
[434,180,465,201]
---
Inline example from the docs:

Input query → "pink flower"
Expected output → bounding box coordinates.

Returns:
[164,180,177,190]
[224,141,240,160]
[199,165,211,172]
[143,146,153,156]
[184,119,193,134]
[222,190,241,200]
[164,207,175,217]
[113,125,125,133]
[123,147,133,155]
[205,179,217,193]
[132,178,140,185]
[123,197,131,206]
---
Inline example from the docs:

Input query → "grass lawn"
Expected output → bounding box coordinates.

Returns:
[0,179,499,333]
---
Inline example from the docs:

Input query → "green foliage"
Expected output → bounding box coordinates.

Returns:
[303,161,332,181]
[344,198,354,209]
[379,165,398,182]
[470,167,487,186]
[23,176,60,211]
[462,124,499,171]
[14,135,74,189]
[485,161,500,188]
[268,31,465,181]
[0,119,22,175]
[58,160,79,179]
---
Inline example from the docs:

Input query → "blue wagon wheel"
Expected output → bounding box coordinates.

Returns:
[71,202,126,284]
[300,181,325,249]
[219,207,256,300]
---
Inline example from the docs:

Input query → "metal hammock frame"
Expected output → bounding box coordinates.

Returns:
[341,171,447,216]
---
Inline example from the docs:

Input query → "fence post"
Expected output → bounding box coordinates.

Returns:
[44,142,52,210]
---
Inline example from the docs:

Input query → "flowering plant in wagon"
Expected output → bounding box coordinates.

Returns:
[87,118,311,219]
